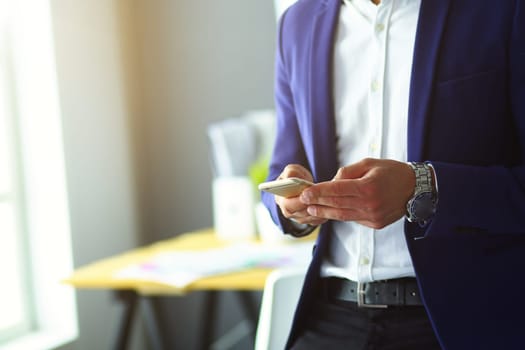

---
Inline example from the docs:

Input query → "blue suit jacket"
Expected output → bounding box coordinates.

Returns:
[262,0,525,349]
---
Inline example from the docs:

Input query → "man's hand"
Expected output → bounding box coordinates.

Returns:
[274,164,328,226]
[299,158,415,229]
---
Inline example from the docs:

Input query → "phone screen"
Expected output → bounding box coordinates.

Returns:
[258,178,313,198]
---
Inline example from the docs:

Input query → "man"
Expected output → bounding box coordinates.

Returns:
[262,0,525,349]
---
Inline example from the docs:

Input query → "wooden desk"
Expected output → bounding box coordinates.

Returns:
[64,228,314,350]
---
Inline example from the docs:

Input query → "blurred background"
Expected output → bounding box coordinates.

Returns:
[0,0,282,349]
[55,1,276,349]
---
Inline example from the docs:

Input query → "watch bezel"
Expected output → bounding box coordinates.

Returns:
[407,191,437,226]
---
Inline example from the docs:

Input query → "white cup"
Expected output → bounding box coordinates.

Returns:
[212,176,257,241]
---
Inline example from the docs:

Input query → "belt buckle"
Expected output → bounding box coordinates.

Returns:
[357,282,388,309]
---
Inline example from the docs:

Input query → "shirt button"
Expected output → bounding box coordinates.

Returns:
[370,143,379,152]
[371,80,380,92]
[375,23,385,33]
[359,256,370,266]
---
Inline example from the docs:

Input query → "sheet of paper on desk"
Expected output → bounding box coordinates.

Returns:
[115,241,313,288]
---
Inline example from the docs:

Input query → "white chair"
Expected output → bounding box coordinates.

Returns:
[255,268,306,350]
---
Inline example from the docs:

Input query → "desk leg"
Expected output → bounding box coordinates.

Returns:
[142,297,166,350]
[236,291,259,342]
[113,290,138,350]
[199,291,218,350]
[199,291,259,350]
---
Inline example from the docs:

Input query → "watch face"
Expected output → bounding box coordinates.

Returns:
[408,191,436,224]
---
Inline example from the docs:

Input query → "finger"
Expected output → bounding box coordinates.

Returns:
[301,195,368,210]
[306,205,365,222]
[279,204,307,219]
[307,205,403,230]
[276,196,308,217]
[279,164,313,182]
[288,208,310,219]
[303,217,328,226]
[286,204,328,223]
[300,180,362,203]
[289,215,327,226]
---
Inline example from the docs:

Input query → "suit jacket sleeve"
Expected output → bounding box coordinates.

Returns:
[261,9,313,237]
[424,2,525,237]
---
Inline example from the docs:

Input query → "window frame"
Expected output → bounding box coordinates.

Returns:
[0,20,35,343]
[0,1,78,349]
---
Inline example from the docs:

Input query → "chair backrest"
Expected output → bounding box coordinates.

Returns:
[255,268,306,350]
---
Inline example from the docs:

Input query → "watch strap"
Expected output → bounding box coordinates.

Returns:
[409,162,433,195]
[406,162,437,226]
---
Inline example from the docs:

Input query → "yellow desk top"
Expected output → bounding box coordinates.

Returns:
[64,228,313,296]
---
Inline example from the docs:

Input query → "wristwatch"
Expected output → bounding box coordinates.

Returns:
[406,162,437,227]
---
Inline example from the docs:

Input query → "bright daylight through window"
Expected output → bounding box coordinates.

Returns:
[0,1,77,349]
[0,1,33,343]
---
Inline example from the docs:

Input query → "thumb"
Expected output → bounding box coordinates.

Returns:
[280,164,313,182]
[333,158,375,180]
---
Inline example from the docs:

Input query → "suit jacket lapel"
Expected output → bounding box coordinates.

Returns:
[408,0,451,161]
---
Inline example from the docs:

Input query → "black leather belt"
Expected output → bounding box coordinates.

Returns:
[322,277,423,308]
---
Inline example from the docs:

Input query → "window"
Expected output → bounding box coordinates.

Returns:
[0,28,33,342]
[0,1,77,349]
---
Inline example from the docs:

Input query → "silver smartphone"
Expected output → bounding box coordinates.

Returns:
[258,177,314,198]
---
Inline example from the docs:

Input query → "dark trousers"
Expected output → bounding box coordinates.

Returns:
[289,292,442,350]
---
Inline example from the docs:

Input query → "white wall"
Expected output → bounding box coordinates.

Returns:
[132,0,276,239]
[50,0,143,349]
[49,0,276,349]
[130,2,276,348]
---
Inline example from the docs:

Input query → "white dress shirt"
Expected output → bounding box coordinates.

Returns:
[320,0,421,282]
